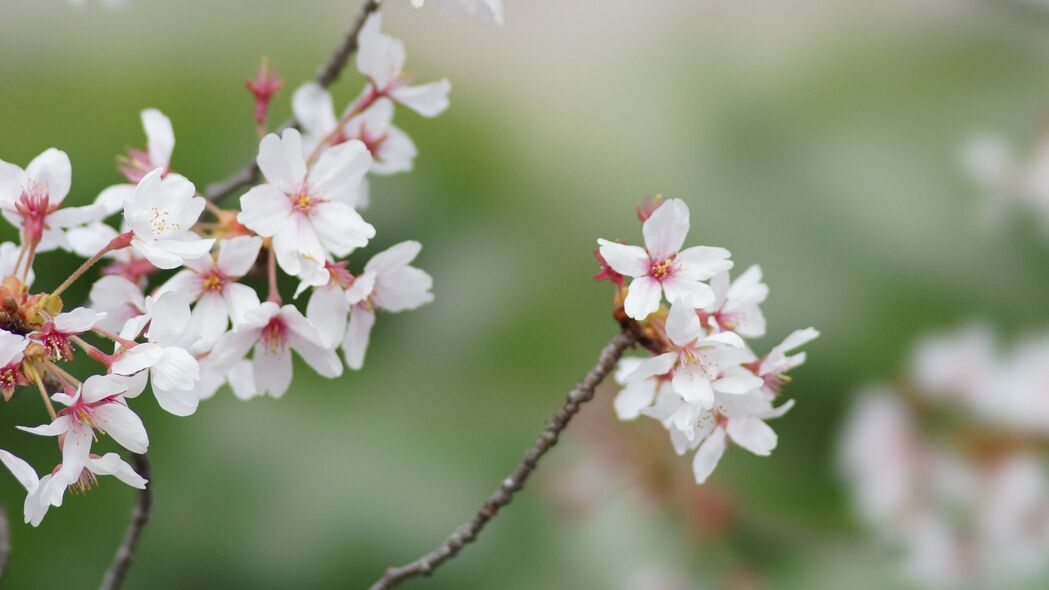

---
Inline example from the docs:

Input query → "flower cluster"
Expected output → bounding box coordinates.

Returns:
[0,13,437,526]
[839,325,1049,587]
[597,197,818,483]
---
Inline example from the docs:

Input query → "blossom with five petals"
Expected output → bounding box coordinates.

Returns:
[122,168,214,269]
[356,13,451,118]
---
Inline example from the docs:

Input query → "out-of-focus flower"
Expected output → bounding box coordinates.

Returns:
[122,168,213,269]
[598,198,732,320]
[410,0,504,26]
[238,129,374,286]
[357,13,451,117]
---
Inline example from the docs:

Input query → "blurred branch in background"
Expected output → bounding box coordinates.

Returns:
[99,453,153,590]
[368,331,637,590]
[202,0,382,203]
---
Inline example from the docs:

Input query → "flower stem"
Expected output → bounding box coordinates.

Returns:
[266,245,281,304]
[29,367,57,420]
[304,87,381,167]
[51,232,133,299]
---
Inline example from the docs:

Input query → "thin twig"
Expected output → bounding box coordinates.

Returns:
[98,452,153,590]
[0,505,9,582]
[367,330,638,590]
[202,0,383,203]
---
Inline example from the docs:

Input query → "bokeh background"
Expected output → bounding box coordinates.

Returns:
[2,0,1049,587]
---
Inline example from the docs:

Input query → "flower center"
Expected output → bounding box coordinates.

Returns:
[116,148,159,184]
[15,183,52,243]
[201,270,225,293]
[260,317,288,354]
[649,257,674,281]
[149,207,180,236]
[291,187,315,212]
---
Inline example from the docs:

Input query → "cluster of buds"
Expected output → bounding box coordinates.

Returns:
[839,325,1049,587]
[596,197,818,484]
[0,13,441,526]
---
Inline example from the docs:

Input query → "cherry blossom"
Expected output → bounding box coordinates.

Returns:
[0,241,32,283]
[293,83,417,180]
[0,330,28,401]
[209,302,342,399]
[110,291,202,416]
[31,307,105,362]
[306,240,433,370]
[122,168,213,269]
[238,128,375,286]
[69,221,158,286]
[0,148,105,252]
[357,13,451,118]
[702,265,768,338]
[155,235,263,352]
[88,274,146,333]
[18,374,147,486]
[598,198,732,320]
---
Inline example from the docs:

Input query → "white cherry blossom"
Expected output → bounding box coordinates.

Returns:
[598,198,732,320]
[357,13,451,118]
[122,168,213,269]
[238,128,375,286]
[95,109,178,216]
[410,0,504,26]
[88,274,146,333]
[702,265,768,338]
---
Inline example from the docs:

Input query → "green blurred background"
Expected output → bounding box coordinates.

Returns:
[2,0,1049,587]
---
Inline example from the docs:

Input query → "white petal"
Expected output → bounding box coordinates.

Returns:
[152,384,199,417]
[343,305,375,370]
[391,80,451,117]
[307,139,372,203]
[310,201,375,257]
[256,129,306,193]
[596,239,648,277]
[228,360,258,400]
[664,299,703,347]
[253,341,293,398]
[613,380,657,420]
[364,240,421,275]
[216,235,263,277]
[94,184,136,216]
[111,343,166,375]
[292,82,338,141]
[223,282,262,328]
[26,148,72,204]
[642,198,689,260]
[80,374,128,403]
[623,276,662,320]
[0,449,39,493]
[624,352,676,383]
[692,428,727,484]
[145,291,193,345]
[189,292,229,353]
[306,285,349,348]
[675,245,733,281]
[713,372,763,395]
[142,108,175,169]
[272,214,326,278]
[661,277,715,310]
[372,266,433,312]
[726,417,777,456]
[237,184,292,237]
[0,330,28,367]
[92,404,148,453]
[672,363,715,408]
[87,453,147,489]
[150,346,199,392]
[53,307,105,334]
[17,415,72,437]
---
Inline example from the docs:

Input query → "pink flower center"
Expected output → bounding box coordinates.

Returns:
[117,148,164,184]
[290,186,316,213]
[37,323,74,361]
[260,316,288,354]
[356,123,388,157]
[15,183,56,244]
[325,261,355,289]
[200,269,226,293]
[649,256,674,282]
[0,364,19,396]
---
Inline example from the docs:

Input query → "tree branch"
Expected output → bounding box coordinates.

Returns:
[202,0,383,202]
[98,452,153,590]
[367,330,638,590]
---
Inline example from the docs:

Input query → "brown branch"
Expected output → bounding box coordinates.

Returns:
[98,452,153,590]
[202,0,383,202]
[367,330,638,590]
[0,505,9,582]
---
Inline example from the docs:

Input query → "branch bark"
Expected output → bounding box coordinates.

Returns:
[367,330,638,590]
[98,452,153,590]
[202,0,383,203]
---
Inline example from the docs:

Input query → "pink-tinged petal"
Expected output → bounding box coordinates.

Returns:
[0,450,39,492]
[642,198,689,260]
[343,305,376,370]
[664,299,704,347]
[726,417,777,456]
[306,285,349,348]
[153,269,202,302]
[189,292,229,353]
[253,341,293,398]
[692,428,727,484]
[142,109,175,169]
[391,80,451,118]
[80,374,128,404]
[92,404,148,453]
[344,270,376,305]
[216,235,263,277]
[238,184,292,237]
[26,148,72,205]
[292,82,338,142]
[674,246,733,281]
[614,380,658,421]
[290,333,343,379]
[356,13,403,89]
[310,201,375,257]
[94,184,135,216]
[623,276,662,320]
[228,360,258,400]
[623,352,676,383]
[661,277,714,310]
[256,129,306,193]
[111,343,165,375]
[223,282,262,328]
[364,240,421,275]
[53,307,105,334]
[87,453,147,489]
[596,239,648,277]
[307,139,372,203]
[672,363,715,408]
